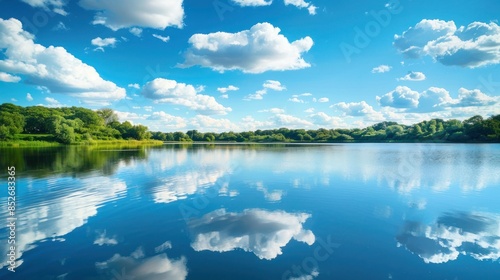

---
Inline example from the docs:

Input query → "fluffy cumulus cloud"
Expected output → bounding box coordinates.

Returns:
[418,87,454,111]
[397,212,500,264]
[21,0,67,15]
[188,209,315,260]
[377,86,420,108]
[371,65,391,73]
[91,37,117,51]
[141,78,232,115]
[182,22,313,73]
[79,0,184,31]
[189,115,240,132]
[263,80,286,91]
[378,86,498,111]
[333,101,384,121]
[272,113,314,128]
[96,249,188,280]
[394,19,500,68]
[284,0,317,15]
[231,0,272,6]
[147,111,187,130]
[0,18,126,105]
[0,71,21,82]
[310,112,345,127]
[26,93,33,101]
[454,88,498,107]
[398,71,426,81]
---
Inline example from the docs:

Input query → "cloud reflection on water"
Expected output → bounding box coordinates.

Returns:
[188,208,315,260]
[397,212,500,264]
[96,246,187,280]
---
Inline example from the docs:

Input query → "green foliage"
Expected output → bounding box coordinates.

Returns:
[1,103,499,144]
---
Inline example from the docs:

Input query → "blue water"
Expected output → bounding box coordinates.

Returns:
[1,143,500,279]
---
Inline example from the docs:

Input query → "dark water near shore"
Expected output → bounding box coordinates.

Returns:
[1,143,499,279]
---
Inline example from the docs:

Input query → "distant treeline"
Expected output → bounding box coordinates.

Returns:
[1,103,499,144]
[0,103,150,144]
[151,115,500,143]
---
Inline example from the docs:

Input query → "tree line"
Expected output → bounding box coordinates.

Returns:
[0,103,150,144]
[1,103,499,144]
[151,115,500,143]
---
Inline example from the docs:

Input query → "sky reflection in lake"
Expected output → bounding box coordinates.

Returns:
[1,144,499,279]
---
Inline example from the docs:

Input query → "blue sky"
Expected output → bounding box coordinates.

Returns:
[0,0,499,132]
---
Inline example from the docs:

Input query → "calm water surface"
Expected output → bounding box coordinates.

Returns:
[1,143,499,280]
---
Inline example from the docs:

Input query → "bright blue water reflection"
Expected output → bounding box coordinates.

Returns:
[0,144,499,279]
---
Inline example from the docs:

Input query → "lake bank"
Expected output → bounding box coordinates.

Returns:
[0,139,164,148]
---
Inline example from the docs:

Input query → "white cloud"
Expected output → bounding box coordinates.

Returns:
[182,22,313,73]
[259,108,285,114]
[153,34,170,43]
[94,231,118,246]
[284,0,317,15]
[189,115,240,132]
[21,0,67,15]
[245,80,285,100]
[0,72,21,82]
[263,80,286,91]
[453,88,497,107]
[310,112,345,127]
[304,107,315,113]
[79,0,184,31]
[128,83,140,89]
[418,87,454,111]
[397,212,500,264]
[189,209,315,260]
[333,101,384,120]
[147,111,187,130]
[0,18,126,105]
[317,97,329,103]
[256,182,284,202]
[289,270,319,280]
[220,94,228,99]
[377,86,420,108]
[231,0,272,6]
[45,97,60,105]
[398,71,426,81]
[129,27,142,37]
[217,85,239,93]
[96,251,187,280]
[289,97,305,103]
[394,20,500,68]
[378,86,498,111]
[0,176,127,270]
[152,166,231,203]
[272,113,314,128]
[91,37,117,51]
[26,93,33,101]
[142,78,232,115]
[371,64,391,73]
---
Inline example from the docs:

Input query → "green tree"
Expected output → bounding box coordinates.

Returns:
[97,108,119,125]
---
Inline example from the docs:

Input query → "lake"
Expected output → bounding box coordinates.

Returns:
[1,143,500,280]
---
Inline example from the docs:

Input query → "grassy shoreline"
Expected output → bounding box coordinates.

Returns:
[0,139,164,148]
